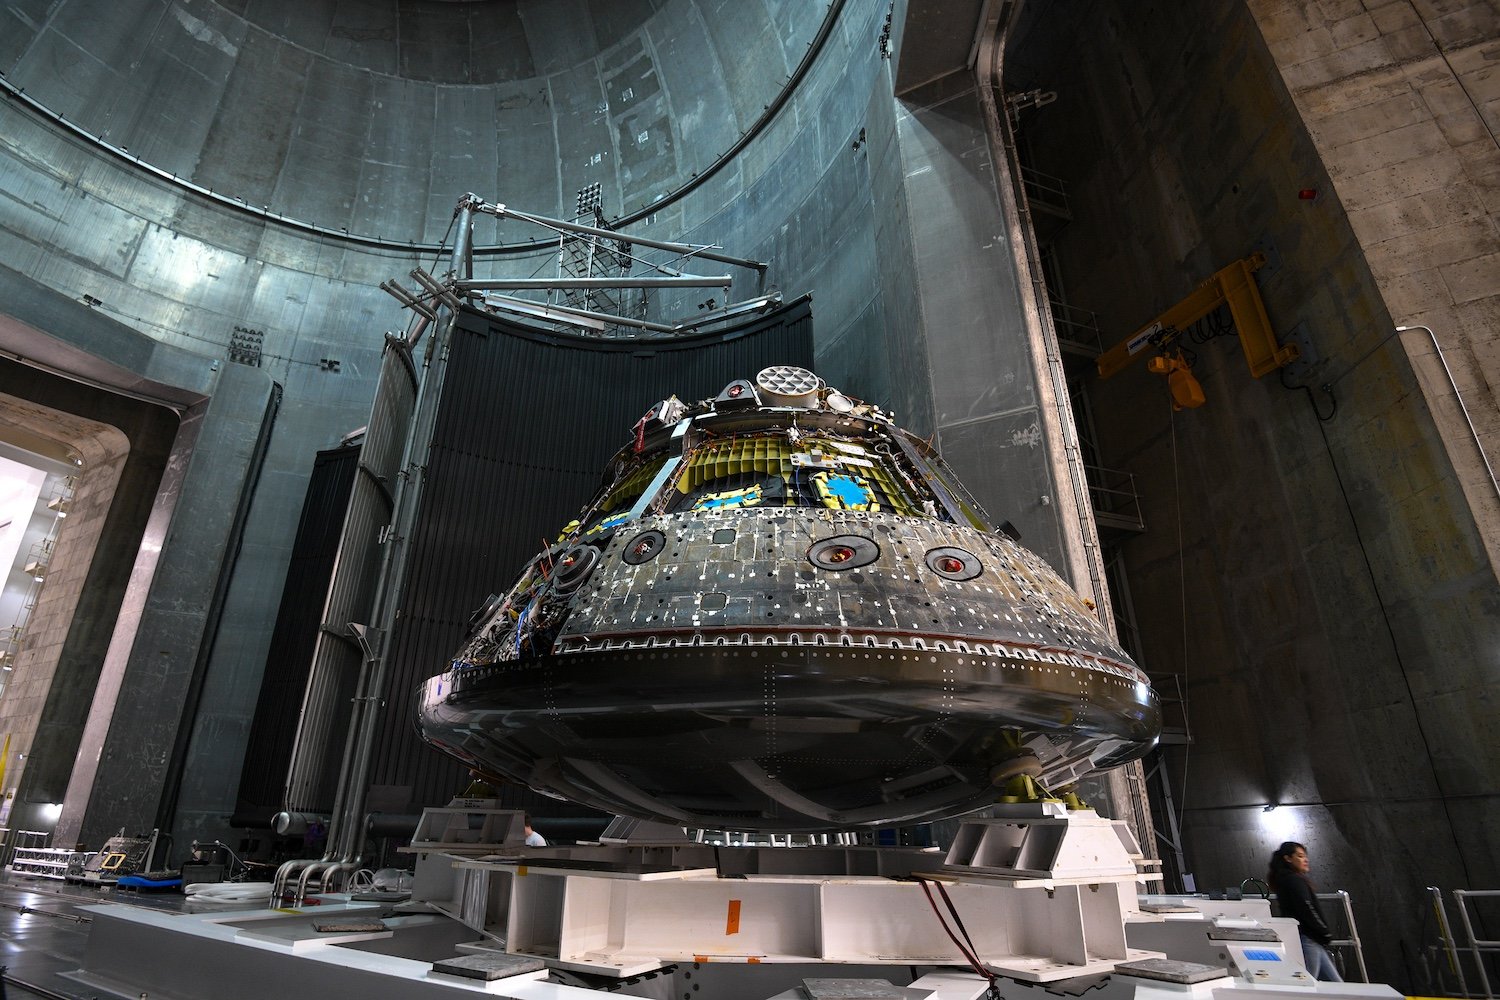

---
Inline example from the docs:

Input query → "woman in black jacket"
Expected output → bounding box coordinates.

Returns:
[1268,841,1343,981]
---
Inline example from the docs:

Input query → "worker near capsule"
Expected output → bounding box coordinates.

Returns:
[1268,841,1343,982]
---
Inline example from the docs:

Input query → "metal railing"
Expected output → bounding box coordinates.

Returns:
[1146,671,1190,745]
[1049,298,1105,357]
[1084,463,1145,533]
[0,829,51,869]
[1020,164,1071,218]
[1267,888,1369,982]
[1431,886,1500,998]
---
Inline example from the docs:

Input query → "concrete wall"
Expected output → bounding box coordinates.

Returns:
[1003,0,1499,989]
[1248,0,1500,569]
[0,394,129,834]
[0,446,71,664]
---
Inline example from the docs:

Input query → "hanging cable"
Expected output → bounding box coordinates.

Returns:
[1186,303,1236,345]
[1169,404,1191,839]
[915,878,998,990]
[1279,367,1337,422]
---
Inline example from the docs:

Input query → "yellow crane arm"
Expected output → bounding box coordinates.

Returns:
[1096,253,1299,380]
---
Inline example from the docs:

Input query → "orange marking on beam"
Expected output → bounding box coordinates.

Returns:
[726,898,742,935]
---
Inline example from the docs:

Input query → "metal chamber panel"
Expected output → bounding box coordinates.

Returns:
[0,0,830,241]
[237,337,422,818]
[370,300,814,811]
[233,441,359,819]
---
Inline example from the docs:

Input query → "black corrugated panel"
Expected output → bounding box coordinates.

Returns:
[233,442,360,820]
[371,299,814,812]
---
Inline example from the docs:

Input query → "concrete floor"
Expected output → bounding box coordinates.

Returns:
[0,873,190,999]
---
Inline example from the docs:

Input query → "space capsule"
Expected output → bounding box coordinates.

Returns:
[418,366,1159,831]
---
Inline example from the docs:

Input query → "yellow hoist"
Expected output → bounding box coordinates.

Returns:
[1095,253,1300,408]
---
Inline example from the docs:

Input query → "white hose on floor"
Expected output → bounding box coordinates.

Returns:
[183,881,275,903]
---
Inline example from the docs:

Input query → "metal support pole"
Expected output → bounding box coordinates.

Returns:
[483,202,766,272]
[457,276,732,290]
[299,199,474,899]
[482,293,660,333]
[379,279,436,320]
[1146,755,1189,893]
[481,291,782,336]
[452,193,479,281]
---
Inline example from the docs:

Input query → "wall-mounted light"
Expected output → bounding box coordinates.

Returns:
[1257,802,1298,840]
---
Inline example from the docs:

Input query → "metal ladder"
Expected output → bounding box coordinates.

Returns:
[1430,886,1500,998]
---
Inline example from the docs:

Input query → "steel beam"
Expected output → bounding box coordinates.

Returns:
[483,203,765,272]
[457,276,730,290]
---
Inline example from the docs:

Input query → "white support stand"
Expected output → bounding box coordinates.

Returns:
[409,801,529,851]
[435,805,1163,982]
[404,802,530,938]
[63,803,1407,1000]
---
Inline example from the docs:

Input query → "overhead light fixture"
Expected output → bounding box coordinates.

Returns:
[1258,801,1297,839]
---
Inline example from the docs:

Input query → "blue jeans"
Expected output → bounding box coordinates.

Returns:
[1301,935,1343,982]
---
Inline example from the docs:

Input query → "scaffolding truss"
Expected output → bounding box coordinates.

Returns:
[384,193,775,340]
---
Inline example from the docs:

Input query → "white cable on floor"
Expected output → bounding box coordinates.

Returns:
[183,881,274,903]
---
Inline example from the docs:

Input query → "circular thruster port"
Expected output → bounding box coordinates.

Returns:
[622,529,667,565]
[553,545,601,593]
[925,546,983,581]
[807,534,879,571]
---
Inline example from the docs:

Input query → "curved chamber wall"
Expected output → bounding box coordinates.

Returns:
[0,0,827,242]
[0,0,1067,846]
[0,1,938,418]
